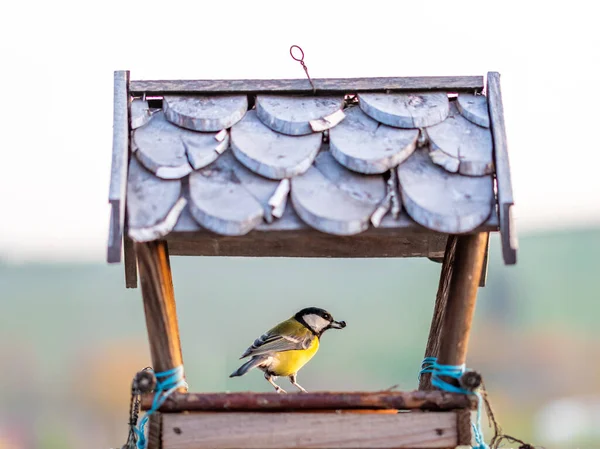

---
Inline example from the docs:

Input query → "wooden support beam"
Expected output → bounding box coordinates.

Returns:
[124,233,138,288]
[437,233,488,367]
[479,232,490,287]
[487,72,518,265]
[419,236,458,390]
[130,75,484,96]
[157,410,468,449]
[166,230,450,258]
[140,391,476,412]
[107,70,130,264]
[136,241,185,377]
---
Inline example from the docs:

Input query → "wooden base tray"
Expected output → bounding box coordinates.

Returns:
[148,409,472,449]
[140,391,475,449]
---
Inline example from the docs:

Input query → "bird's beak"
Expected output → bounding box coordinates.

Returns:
[329,320,346,329]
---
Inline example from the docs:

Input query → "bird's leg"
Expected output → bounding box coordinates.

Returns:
[265,373,286,394]
[289,374,308,393]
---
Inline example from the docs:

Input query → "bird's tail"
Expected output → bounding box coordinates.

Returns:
[229,357,266,378]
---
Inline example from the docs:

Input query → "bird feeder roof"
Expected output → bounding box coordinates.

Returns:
[107,73,516,271]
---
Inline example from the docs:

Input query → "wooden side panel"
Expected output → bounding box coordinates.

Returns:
[107,70,130,263]
[166,230,449,258]
[487,72,517,265]
[130,76,484,95]
[148,413,163,449]
[161,412,459,449]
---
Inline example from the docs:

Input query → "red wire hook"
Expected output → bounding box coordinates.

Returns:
[289,45,315,92]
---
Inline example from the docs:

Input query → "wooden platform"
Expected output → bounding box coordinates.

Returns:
[140,391,475,449]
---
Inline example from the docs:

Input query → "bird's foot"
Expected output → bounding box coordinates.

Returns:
[294,384,307,393]
[275,386,287,394]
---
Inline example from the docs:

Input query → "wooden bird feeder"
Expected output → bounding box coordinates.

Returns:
[107,71,517,449]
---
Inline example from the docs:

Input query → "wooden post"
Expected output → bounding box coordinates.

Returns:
[135,240,185,378]
[436,233,488,368]
[419,236,458,390]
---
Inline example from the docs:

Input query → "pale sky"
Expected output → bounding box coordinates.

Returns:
[1,0,598,262]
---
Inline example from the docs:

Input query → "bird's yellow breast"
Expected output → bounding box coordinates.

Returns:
[268,337,320,377]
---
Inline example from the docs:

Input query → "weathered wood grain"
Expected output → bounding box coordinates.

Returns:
[314,150,386,205]
[428,148,460,173]
[163,95,248,131]
[167,224,450,258]
[147,413,162,449]
[130,76,484,95]
[136,241,185,377]
[456,409,473,446]
[329,106,418,174]
[479,232,490,287]
[256,95,345,135]
[255,199,303,230]
[456,93,490,128]
[230,110,322,179]
[141,391,476,412]
[184,129,229,171]
[161,411,459,448]
[127,156,184,242]
[228,152,288,223]
[419,236,457,391]
[358,92,449,128]
[487,72,517,265]
[427,103,494,176]
[123,233,138,288]
[188,153,263,235]
[397,149,494,234]
[107,70,130,264]
[107,202,122,264]
[132,112,193,179]
[173,195,497,235]
[130,198,188,243]
[291,152,385,235]
[437,233,488,369]
[131,98,156,129]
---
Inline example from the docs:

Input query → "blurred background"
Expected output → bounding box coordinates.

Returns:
[1,1,599,448]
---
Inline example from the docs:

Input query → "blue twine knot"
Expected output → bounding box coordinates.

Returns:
[419,357,488,449]
[134,365,188,449]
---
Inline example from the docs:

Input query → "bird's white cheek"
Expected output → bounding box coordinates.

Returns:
[303,314,330,332]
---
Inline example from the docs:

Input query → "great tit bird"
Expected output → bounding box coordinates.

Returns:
[229,307,346,393]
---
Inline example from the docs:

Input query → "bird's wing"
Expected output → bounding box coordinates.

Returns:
[240,319,315,358]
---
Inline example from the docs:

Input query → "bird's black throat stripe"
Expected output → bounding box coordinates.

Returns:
[294,316,320,337]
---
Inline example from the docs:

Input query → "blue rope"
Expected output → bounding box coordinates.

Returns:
[419,358,488,449]
[418,356,437,382]
[134,365,188,449]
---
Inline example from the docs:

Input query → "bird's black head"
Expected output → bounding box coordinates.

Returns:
[294,307,347,336]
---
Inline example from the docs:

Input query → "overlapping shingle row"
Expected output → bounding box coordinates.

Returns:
[126,91,496,241]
